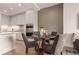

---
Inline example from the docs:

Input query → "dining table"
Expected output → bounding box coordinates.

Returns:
[33,34,56,55]
[36,36,46,55]
[35,35,55,55]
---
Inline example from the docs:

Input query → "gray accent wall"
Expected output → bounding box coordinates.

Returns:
[38,4,63,34]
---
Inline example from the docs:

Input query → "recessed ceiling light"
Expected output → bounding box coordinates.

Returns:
[18,4,22,6]
[4,10,7,12]
[10,7,13,10]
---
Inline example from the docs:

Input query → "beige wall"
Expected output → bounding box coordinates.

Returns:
[38,4,63,34]
[63,3,79,33]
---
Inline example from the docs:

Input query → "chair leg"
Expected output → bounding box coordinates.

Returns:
[26,48,28,54]
[35,45,38,52]
[35,45,39,55]
[61,51,62,55]
[35,46,37,51]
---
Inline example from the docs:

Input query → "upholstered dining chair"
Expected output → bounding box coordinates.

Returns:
[61,39,79,55]
[48,32,58,40]
[70,39,79,54]
[51,32,57,36]
[21,33,38,54]
[43,35,59,55]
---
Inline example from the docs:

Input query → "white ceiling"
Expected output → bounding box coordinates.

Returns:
[0,3,58,16]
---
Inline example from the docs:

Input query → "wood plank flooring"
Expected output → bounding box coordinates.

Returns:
[3,40,48,55]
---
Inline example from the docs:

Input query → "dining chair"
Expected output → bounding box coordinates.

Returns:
[43,35,59,55]
[21,33,38,54]
[49,32,57,40]
[61,39,79,55]
[71,39,79,54]
[51,32,57,36]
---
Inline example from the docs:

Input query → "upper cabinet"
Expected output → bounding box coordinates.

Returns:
[11,9,38,32]
[1,14,10,25]
[10,12,26,25]
[0,9,38,32]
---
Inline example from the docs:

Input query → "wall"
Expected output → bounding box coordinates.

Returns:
[63,3,79,33]
[38,4,63,34]
[0,14,1,31]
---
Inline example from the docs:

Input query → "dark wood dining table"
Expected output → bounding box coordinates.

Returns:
[34,35,56,55]
[34,36,44,55]
[36,36,50,55]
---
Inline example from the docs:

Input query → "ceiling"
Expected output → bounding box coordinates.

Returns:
[0,3,58,16]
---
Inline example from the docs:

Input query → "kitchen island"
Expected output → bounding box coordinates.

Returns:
[0,32,16,55]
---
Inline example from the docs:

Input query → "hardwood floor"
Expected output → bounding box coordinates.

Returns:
[3,40,48,55]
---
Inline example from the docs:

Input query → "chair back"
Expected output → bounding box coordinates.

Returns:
[33,32,40,37]
[73,39,79,53]
[22,33,28,47]
[51,35,59,54]
[33,31,40,41]
[51,32,57,36]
